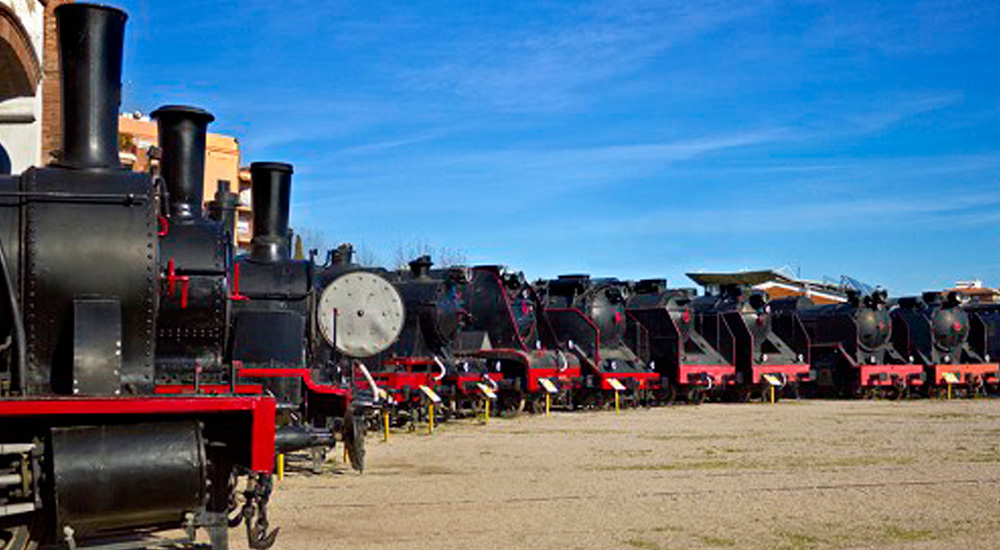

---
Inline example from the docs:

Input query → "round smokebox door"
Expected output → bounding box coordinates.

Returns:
[318,271,405,358]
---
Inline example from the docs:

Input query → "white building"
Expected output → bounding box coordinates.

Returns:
[0,0,46,174]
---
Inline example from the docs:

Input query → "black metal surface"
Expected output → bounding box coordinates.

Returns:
[50,421,206,537]
[54,4,127,170]
[207,179,239,240]
[248,162,293,264]
[386,257,465,358]
[892,292,983,366]
[626,282,730,378]
[21,166,156,395]
[153,105,230,384]
[274,425,334,454]
[72,299,122,394]
[540,275,645,373]
[151,105,215,219]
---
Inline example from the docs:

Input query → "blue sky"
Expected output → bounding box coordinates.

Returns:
[116,0,1000,294]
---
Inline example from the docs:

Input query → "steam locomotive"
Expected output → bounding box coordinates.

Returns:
[367,256,495,423]
[0,5,277,549]
[686,285,811,400]
[625,280,736,403]
[891,292,997,396]
[770,290,923,398]
[538,275,655,407]
[458,266,583,414]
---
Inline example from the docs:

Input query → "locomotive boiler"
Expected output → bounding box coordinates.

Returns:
[891,292,997,395]
[686,282,810,400]
[770,290,923,398]
[538,275,654,407]
[625,280,736,403]
[0,5,277,548]
[458,265,582,414]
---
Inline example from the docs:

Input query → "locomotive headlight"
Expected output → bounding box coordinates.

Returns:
[761,353,769,363]
[909,355,915,363]
[987,354,992,362]
[535,340,542,350]
[797,354,804,363]
[649,361,656,371]
[944,355,950,363]
[610,361,618,371]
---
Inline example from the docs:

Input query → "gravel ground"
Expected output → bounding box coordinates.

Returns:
[241,399,1000,550]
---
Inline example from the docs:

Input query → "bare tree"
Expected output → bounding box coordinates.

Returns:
[393,239,468,270]
[353,241,382,268]
[293,226,329,257]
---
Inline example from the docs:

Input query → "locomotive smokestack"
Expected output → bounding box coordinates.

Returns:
[56,3,127,170]
[249,162,293,263]
[409,255,432,278]
[151,106,215,219]
[207,179,239,238]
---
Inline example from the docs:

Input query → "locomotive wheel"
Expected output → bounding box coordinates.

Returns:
[497,389,526,418]
[685,387,705,405]
[344,408,366,473]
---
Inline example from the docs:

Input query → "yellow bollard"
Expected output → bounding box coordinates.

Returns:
[484,398,490,424]
[614,390,620,414]
[383,409,390,442]
[545,393,551,416]
[277,453,285,481]
[343,445,348,463]
[428,403,435,434]
[770,385,775,404]
[947,383,952,400]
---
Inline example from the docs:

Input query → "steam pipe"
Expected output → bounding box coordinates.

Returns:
[151,105,215,219]
[249,162,293,263]
[55,4,127,170]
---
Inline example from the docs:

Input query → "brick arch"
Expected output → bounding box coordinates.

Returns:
[0,3,42,102]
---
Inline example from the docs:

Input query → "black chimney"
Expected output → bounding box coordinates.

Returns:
[249,162,293,263]
[151,105,214,219]
[409,255,432,278]
[207,179,239,238]
[56,4,127,170]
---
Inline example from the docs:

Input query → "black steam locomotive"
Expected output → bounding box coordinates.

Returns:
[458,265,582,414]
[369,256,493,422]
[538,275,655,407]
[770,290,923,398]
[891,292,997,395]
[0,5,276,549]
[625,280,736,403]
[685,282,810,400]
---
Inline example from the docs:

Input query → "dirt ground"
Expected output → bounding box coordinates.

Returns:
[246,399,1000,550]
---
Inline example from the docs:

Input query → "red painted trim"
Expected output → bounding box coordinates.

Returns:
[154,384,264,395]
[926,363,1000,385]
[0,397,276,472]
[237,368,351,397]
[751,364,811,380]
[599,371,659,390]
[678,364,738,386]
[857,364,924,387]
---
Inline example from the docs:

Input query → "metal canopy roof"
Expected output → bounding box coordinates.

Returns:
[686,270,795,287]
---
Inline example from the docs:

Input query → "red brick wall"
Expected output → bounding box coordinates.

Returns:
[41,0,72,163]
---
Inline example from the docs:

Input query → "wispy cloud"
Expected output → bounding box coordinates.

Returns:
[404,0,769,112]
